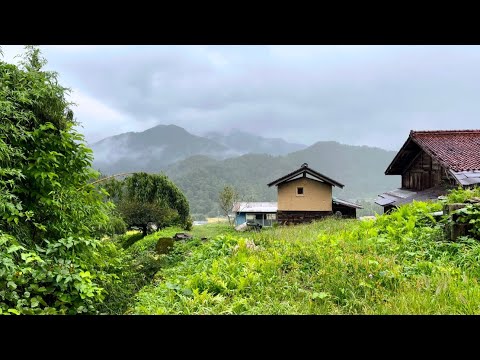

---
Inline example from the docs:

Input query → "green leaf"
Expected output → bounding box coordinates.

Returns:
[7,244,24,253]
[312,292,329,300]
[8,309,20,315]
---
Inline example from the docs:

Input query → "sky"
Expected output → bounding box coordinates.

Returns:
[2,45,480,150]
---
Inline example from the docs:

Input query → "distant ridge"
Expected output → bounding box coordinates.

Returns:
[89,123,399,218]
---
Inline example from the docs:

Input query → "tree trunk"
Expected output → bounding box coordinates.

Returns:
[142,225,147,237]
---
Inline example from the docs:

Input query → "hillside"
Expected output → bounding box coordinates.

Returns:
[89,124,399,218]
[205,129,307,156]
[91,124,307,174]
[164,141,399,218]
[129,189,480,314]
[90,124,230,174]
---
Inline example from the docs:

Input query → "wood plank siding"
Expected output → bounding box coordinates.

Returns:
[401,151,454,191]
[277,210,333,225]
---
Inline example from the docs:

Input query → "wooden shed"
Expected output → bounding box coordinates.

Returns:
[376,129,480,212]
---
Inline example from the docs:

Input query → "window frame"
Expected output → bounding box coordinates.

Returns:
[296,186,304,196]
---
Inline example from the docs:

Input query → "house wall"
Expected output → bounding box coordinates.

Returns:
[277,177,332,211]
[401,151,454,191]
[235,212,246,226]
[235,212,277,226]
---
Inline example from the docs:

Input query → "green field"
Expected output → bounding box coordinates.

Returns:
[125,188,480,314]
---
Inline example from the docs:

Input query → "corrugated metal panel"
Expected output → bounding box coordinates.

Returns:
[375,196,396,206]
[465,171,480,178]
[332,197,363,209]
[451,172,466,181]
[232,202,278,213]
[385,188,417,198]
[451,170,480,185]
[459,177,480,185]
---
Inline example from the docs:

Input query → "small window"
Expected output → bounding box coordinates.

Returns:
[266,214,276,220]
[296,187,304,196]
[246,214,255,221]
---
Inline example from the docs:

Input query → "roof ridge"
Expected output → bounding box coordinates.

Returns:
[411,129,480,135]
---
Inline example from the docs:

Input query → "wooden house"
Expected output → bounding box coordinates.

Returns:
[375,130,480,213]
[265,163,362,225]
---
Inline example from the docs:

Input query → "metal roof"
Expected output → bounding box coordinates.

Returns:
[332,197,363,209]
[267,163,344,188]
[450,170,480,186]
[375,186,447,207]
[232,202,278,213]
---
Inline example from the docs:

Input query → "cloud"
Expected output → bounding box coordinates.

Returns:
[3,45,480,150]
[68,88,156,144]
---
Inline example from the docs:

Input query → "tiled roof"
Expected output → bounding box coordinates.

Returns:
[411,130,480,172]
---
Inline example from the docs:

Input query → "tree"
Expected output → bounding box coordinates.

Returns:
[117,199,177,236]
[218,185,239,226]
[0,46,119,314]
[104,172,191,235]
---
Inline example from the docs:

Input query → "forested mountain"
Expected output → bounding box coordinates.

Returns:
[90,124,230,174]
[91,124,307,174]
[163,142,399,219]
[90,124,399,219]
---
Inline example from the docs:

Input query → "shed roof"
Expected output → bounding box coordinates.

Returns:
[375,185,448,207]
[332,197,363,209]
[232,202,278,213]
[450,170,480,186]
[267,163,344,188]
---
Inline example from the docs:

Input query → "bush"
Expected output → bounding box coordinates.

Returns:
[0,233,109,314]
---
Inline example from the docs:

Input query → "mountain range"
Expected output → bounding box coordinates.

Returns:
[90,125,307,174]
[90,124,400,218]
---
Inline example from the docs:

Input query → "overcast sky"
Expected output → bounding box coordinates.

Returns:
[3,45,480,150]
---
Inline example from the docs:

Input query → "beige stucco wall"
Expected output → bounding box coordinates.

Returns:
[277,177,332,211]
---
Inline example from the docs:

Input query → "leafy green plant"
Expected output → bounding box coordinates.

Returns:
[445,186,480,204]
[454,204,480,238]
[129,194,480,315]
[0,46,125,314]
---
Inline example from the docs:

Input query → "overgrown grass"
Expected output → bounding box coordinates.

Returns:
[127,227,185,254]
[130,193,480,314]
[190,223,237,240]
[124,223,237,254]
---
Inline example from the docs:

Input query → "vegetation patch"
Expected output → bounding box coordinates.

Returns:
[132,191,480,314]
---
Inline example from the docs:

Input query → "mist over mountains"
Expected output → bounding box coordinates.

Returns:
[90,125,231,174]
[90,124,399,218]
[205,129,307,156]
